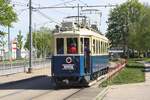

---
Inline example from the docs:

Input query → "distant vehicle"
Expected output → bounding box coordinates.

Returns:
[109,49,123,61]
[51,16,109,86]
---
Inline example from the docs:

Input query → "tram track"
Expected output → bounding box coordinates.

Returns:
[0,90,25,99]
[28,88,82,100]
[0,76,82,100]
[0,89,53,100]
[63,88,83,100]
[0,63,126,100]
[0,81,99,100]
[62,76,106,100]
[30,90,54,100]
[0,75,54,100]
[61,64,126,100]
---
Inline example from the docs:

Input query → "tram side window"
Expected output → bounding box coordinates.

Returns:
[99,41,101,54]
[107,43,109,53]
[101,41,103,54]
[103,42,105,53]
[96,40,99,54]
[104,42,106,53]
[102,42,104,54]
[84,38,89,49]
[84,38,90,53]
[80,38,83,54]
[105,43,107,53]
[98,41,100,54]
[67,38,78,54]
[93,39,95,54]
[56,38,64,54]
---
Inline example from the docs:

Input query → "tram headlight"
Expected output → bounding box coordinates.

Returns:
[66,57,72,64]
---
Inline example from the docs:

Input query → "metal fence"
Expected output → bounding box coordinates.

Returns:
[0,58,51,76]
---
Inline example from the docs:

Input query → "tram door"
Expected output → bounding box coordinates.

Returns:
[84,38,90,73]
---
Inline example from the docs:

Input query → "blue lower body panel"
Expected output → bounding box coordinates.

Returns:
[91,55,109,73]
[51,55,109,85]
[52,55,85,77]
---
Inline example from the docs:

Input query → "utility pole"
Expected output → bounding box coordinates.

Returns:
[99,12,102,31]
[28,0,32,73]
[77,4,80,30]
[8,26,11,62]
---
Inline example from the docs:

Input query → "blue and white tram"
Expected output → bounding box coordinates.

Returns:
[51,18,109,86]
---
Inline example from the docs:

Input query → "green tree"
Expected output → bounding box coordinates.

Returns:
[128,5,150,56]
[106,0,144,57]
[0,0,17,46]
[0,0,17,32]
[16,30,23,58]
[24,27,53,58]
[17,30,23,50]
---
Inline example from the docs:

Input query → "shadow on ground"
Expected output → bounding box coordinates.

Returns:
[0,75,84,90]
[0,75,54,90]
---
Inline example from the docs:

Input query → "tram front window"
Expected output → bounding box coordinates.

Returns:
[56,38,64,54]
[67,38,78,54]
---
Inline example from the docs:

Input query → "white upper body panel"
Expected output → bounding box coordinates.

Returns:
[53,28,108,41]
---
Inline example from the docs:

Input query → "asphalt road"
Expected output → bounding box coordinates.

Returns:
[0,76,80,100]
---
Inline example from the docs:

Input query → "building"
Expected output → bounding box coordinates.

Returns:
[0,38,28,61]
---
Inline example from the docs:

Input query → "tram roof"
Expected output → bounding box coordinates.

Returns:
[54,28,108,41]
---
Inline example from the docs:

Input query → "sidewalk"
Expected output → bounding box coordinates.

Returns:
[0,67,50,85]
[103,63,150,100]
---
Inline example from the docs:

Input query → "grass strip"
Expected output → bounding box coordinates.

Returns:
[100,60,145,87]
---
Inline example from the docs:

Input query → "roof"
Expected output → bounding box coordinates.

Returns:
[54,28,108,41]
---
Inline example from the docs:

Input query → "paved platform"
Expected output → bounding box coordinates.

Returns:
[66,87,105,100]
[66,63,126,100]
[0,67,50,85]
[103,63,150,100]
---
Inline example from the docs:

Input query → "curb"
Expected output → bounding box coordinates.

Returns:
[93,63,126,100]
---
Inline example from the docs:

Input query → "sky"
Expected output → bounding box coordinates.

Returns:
[1,0,150,41]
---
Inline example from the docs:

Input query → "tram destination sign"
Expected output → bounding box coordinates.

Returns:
[62,64,74,70]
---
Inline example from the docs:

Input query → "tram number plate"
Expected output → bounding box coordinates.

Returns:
[62,64,74,70]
